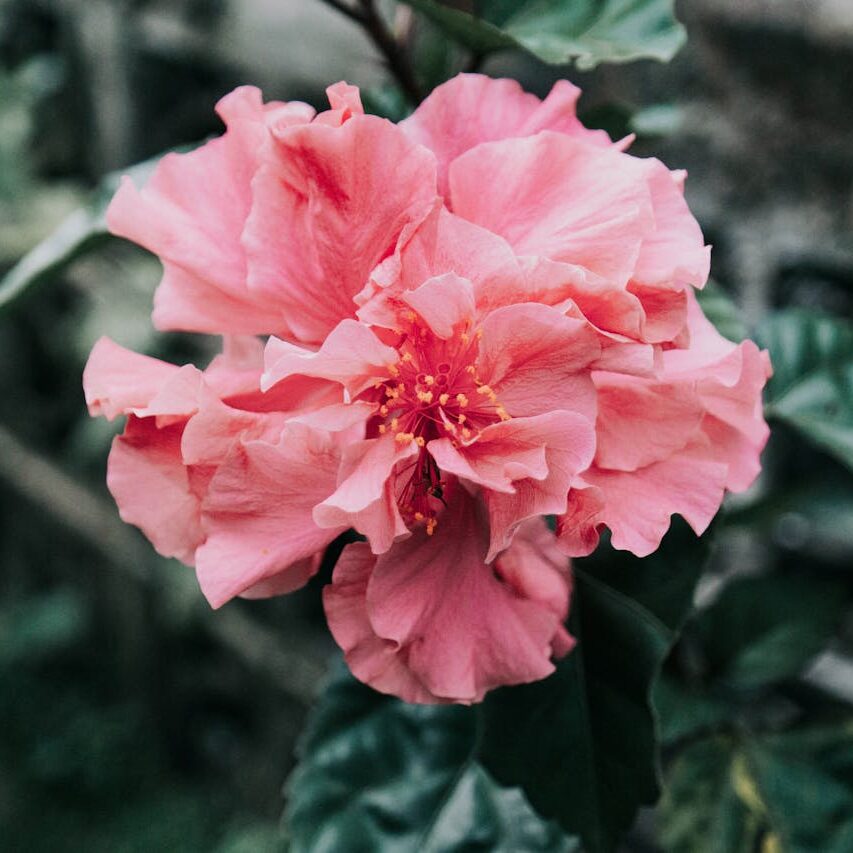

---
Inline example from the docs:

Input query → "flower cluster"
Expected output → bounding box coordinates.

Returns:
[83,75,770,704]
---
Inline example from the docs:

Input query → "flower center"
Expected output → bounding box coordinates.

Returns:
[365,314,511,533]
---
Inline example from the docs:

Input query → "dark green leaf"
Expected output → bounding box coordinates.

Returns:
[757,310,853,472]
[660,726,853,853]
[747,725,853,853]
[654,676,735,746]
[692,574,846,692]
[478,519,709,852]
[400,0,686,69]
[658,737,759,853]
[0,148,190,311]
[284,666,577,852]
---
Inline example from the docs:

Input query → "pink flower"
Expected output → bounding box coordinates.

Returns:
[84,73,770,704]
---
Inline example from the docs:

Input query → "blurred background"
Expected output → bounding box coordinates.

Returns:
[0,1,851,850]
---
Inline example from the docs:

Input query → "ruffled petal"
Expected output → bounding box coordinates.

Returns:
[592,372,704,471]
[107,86,303,336]
[449,132,653,286]
[243,113,438,344]
[313,434,416,553]
[262,319,397,396]
[559,446,728,558]
[401,273,476,339]
[196,423,345,608]
[477,302,600,419]
[400,73,610,195]
[107,417,205,564]
[632,162,710,290]
[325,487,572,703]
[84,337,181,420]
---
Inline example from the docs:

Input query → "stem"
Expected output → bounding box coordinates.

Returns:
[358,0,424,103]
[317,0,365,24]
[318,0,425,103]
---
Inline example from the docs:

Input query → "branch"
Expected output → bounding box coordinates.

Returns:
[319,0,423,103]
[316,0,365,24]
[357,0,424,103]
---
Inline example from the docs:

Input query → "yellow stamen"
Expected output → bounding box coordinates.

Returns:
[476,384,493,396]
[438,393,450,405]
[423,375,435,386]
[379,404,389,416]
[401,352,413,363]
[426,518,438,536]
[390,418,399,431]
[415,436,425,447]
[460,332,469,344]
[414,511,425,521]
[387,363,400,377]
[457,414,466,424]
[456,393,468,407]
[465,365,476,374]
[462,427,472,440]
[378,424,386,434]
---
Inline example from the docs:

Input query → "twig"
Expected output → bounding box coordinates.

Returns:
[357,0,424,103]
[319,0,423,103]
[0,422,327,705]
[316,0,365,25]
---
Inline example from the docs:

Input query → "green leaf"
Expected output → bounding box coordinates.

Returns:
[747,725,853,853]
[477,519,709,852]
[284,666,577,853]
[695,280,747,343]
[691,574,846,692]
[757,310,853,472]
[0,149,189,312]
[654,676,735,746]
[658,737,761,853]
[400,0,686,69]
[660,726,853,853]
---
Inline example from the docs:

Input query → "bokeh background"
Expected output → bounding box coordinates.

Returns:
[1,1,851,850]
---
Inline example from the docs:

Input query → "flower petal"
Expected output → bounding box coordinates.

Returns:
[196,423,345,608]
[560,446,728,558]
[401,272,476,339]
[325,487,572,703]
[243,113,437,344]
[449,132,653,286]
[107,418,205,564]
[107,87,302,336]
[477,302,600,419]
[313,433,416,553]
[262,319,398,396]
[401,73,610,195]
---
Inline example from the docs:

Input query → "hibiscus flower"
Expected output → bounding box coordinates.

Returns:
[84,74,769,703]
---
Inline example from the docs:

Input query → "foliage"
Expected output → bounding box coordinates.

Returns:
[0,151,187,312]
[285,665,577,852]
[758,310,853,472]
[398,0,686,69]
